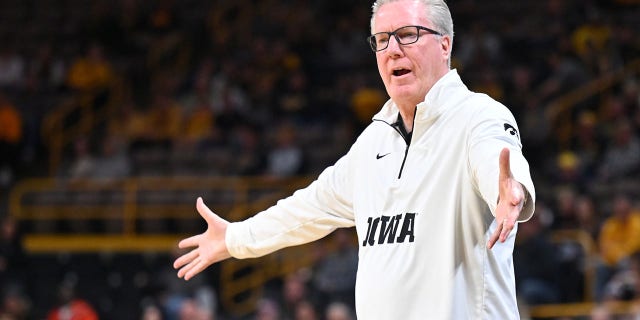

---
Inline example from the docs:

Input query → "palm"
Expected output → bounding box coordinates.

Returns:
[487,148,525,249]
[174,197,231,280]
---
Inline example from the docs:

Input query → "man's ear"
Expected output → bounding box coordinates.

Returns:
[440,35,452,62]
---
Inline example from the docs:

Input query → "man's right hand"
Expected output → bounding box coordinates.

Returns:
[174,197,231,280]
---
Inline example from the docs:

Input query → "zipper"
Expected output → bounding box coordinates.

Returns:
[397,106,417,179]
[373,107,416,179]
[397,143,410,179]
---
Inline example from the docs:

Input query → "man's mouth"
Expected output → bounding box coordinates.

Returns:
[393,69,411,77]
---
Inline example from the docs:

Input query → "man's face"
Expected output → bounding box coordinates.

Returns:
[373,1,451,108]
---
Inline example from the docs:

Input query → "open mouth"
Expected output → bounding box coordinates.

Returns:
[393,69,411,76]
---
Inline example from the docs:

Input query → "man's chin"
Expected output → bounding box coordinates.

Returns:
[389,86,423,106]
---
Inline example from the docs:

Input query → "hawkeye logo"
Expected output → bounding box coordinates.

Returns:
[362,213,416,246]
[504,123,520,142]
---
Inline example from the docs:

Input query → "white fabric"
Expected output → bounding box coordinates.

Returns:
[226,69,535,319]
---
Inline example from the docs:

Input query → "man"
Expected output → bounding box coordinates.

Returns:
[174,0,536,319]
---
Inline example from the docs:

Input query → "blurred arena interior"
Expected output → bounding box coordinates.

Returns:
[0,0,640,319]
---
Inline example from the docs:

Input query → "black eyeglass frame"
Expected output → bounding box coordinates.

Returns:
[367,25,442,52]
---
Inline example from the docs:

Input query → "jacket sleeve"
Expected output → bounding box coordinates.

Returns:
[468,101,536,222]
[225,149,356,259]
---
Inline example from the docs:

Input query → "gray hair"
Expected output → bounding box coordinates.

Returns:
[370,0,454,64]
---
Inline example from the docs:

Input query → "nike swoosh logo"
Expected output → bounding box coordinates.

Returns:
[376,153,391,159]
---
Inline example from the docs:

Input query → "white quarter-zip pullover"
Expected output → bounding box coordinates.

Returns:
[226,69,535,319]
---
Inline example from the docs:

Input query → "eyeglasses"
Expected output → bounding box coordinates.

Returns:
[367,25,442,52]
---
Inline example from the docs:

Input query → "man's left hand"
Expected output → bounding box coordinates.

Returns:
[487,148,525,249]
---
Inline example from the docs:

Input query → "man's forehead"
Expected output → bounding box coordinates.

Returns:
[373,1,429,32]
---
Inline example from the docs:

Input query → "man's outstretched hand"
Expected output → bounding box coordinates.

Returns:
[487,148,525,249]
[174,197,231,280]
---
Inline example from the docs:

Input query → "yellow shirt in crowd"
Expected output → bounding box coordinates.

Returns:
[599,212,640,266]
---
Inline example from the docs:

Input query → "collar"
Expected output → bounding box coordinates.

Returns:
[372,69,468,124]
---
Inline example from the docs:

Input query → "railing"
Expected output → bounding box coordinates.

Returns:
[10,176,636,317]
[10,176,314,249]
[10,176,317,316]
[41,81,124,175]
[528,301,638,319]
[545,58,640,149]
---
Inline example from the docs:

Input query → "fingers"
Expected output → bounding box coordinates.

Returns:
[176,254,210,280]
[487,216,516,249]
[490,148,522,249]
[175,197,229,280]
[178,234,201,249]
[184,259,209,281]
[196,197,216,224]
[177,258,197,279]
[487,223,501,249]
[500,217,515,242]
[177,255,209,281]
[174,248,210,280]
[173,249,198,269]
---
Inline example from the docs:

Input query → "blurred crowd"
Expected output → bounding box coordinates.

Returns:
[1,0,640,319]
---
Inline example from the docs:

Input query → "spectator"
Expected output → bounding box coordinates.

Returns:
[66,43,114,93]
[571,8,617,75]
[571,111,601,181]
[590,304,612,320]
[553,151,583,186]
[574,194,600,239]
[603,251,640,301]
[327,16,368,70]
[513,204,561,305]
[140,303,163,320]
[597,119,640,182]
[598,95,627,134]
[177,298,212,320]
[311,228,358,309]
[506,65,550,168]
[64,137,96,182]
[0,216,26,293]
[0,46,25,89]
[229,124,265,176]
[277,70,310,119]
[108,100,153,152]
[265,122,305,178]
[209,59,251,131]
[350,86,387,126]
[325,302,355,320]
[294,300,318,320]
[470,67,504,102]
[537,50,589,104]
[156,249,215,320]
[281,272,309,320]
[0,287,31,320]
[46,281,99,320]
[621,78,639,126]
[0,94,22,187]
[255,298,281,320]
[25,43,67,92]
[454,21,503,67]
[178,99,215,152]
[172,92,220,175]
[145,92,183,151]
[551,187,579,230]
[596,194,640,301]
[92,134,131,181]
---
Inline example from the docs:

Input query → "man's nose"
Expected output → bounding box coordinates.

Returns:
[386,35,403,56]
